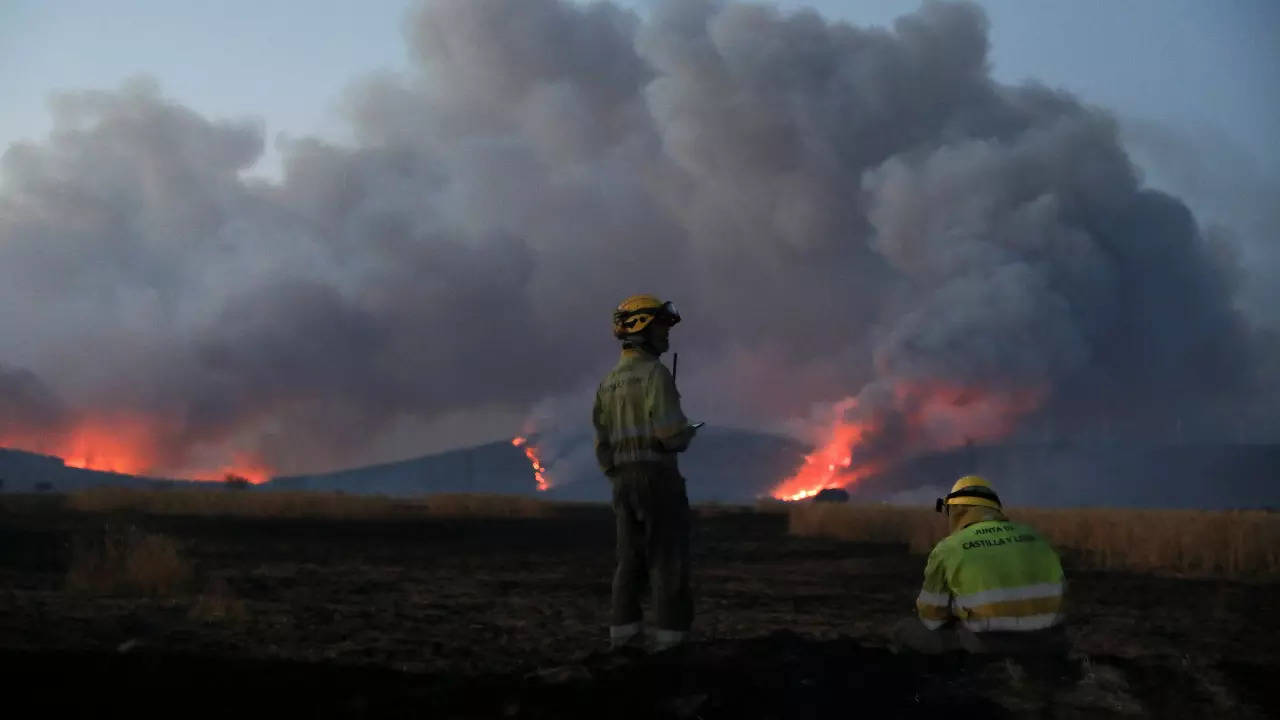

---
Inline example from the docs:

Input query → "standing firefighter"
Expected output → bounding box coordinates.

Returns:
[894,475,1068,655]
[593,294,698,651]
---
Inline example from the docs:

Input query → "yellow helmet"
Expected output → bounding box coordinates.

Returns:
[612,294,681,338]
[935,475,1002,513]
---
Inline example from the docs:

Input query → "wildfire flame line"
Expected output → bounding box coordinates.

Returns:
[0,417,273,484]
[511,436,550,492]
[772,398,874,501]
[770,384,1045,502]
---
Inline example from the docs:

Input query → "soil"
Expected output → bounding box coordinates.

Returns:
[0,496,1275,718]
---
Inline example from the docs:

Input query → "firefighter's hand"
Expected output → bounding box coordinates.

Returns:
[661,424,697,453]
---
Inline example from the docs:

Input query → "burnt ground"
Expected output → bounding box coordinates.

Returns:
[0,496,1276,718]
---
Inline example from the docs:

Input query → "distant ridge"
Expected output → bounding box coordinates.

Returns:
[268,427,809,503]
[865,442,1280,510]
[259,436,1280,508]
[0,447,171,492]
[4,437,1277,508]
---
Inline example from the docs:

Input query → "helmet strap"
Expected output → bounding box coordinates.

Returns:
[621,336,661,356]
[945,486,1002,507]
[621,325,669,356]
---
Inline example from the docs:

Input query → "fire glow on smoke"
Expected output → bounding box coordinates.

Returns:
[511,436,550,492]
[770,384,1045,501]
[0,416,272,484]
[772,398,881,502]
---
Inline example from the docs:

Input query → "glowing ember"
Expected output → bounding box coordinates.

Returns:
[511,436,551,492]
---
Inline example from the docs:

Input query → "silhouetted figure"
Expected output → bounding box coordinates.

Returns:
[593,295,697,652]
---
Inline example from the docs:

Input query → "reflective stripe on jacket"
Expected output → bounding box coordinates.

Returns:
[593,350,687,472]
[916,520,1065,632]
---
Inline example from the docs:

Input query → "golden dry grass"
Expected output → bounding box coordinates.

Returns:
[66,523,192,595]
[789,504,1280,578]
[1017,508,1280,577]
[788,504,943,553]
[67,487,551,519]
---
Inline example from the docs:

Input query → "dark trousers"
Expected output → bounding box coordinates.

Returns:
[610,464,693,632]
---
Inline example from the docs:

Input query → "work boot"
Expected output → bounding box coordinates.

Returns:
[654,629,687,652]
[609,622,645,651]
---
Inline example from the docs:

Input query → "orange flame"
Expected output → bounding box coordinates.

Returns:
[1,416,273,484]
[771,383,1045,501]
[511,436,551,492]
[3,415,161,476]
[772,398,882,501]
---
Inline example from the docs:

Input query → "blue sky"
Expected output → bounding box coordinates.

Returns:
[3,0,1276,177]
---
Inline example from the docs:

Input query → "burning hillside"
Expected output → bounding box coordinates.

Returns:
[773,398,866,501]
[773,384,1046,500]
[3,417,159,476]
[0,414,271,484]
[511,436,551,492]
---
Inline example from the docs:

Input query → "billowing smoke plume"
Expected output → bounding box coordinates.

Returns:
[0,0,1274,480]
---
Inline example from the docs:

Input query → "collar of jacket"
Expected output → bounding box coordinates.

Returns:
[949,505,1008,534]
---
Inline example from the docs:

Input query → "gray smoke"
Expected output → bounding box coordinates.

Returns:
[0,0,1274,477]
[0,365,67,440]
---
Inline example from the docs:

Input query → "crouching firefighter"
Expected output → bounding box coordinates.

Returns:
[593,295,698,651]
[893,475,1068,655]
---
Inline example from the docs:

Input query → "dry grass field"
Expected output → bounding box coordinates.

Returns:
[789,504,1280,577]
[64,522,192,596]
[63,490,1280,577]
[67,487,551,519]
[1,491,1276,717]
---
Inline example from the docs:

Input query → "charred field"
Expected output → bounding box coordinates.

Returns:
[0,494,1276,719]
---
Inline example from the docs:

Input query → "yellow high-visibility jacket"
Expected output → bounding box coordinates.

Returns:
[916,519,1065,632]
[592,349,688,474]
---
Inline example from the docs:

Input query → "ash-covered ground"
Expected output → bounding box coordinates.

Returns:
[0,497,1275,718]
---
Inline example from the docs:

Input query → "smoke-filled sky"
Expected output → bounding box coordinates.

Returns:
[2,0,1278,479]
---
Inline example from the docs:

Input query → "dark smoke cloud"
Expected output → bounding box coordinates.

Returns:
[0,365,67,440]
[1121,118,1280,334]
[0,1,1274,476]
